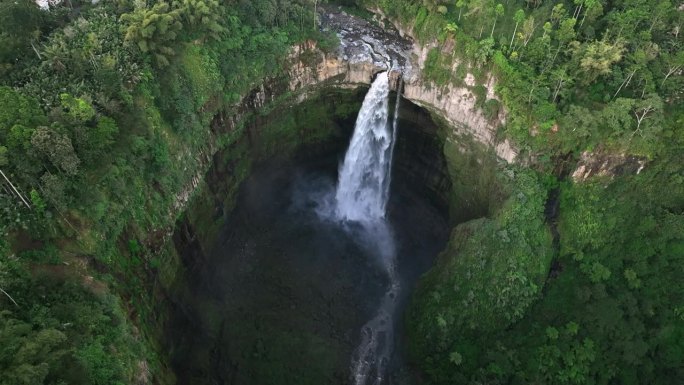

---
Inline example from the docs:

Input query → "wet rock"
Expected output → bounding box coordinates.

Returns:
[320,8,414,77]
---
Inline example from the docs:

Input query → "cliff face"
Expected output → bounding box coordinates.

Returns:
[168,5,519,246]
[284,6,517,163]
[168,5,521,261]
[157,9,522,383]
[571,150,648,182]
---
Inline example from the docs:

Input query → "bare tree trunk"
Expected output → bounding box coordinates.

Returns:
[613,68,637,99]
[661,66,681,87]
[530,26,565,98]
[633,105,654,136]
[0,169,31,209]
[523,24,537,47]
[510,21,519,49]
[580,8,589,27]
[574,4,583,19]
[553,75,565,103]
[0,288,18,307]
[30,41,42,60]
[313,0,318,31]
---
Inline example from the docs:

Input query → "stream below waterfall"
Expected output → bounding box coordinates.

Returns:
[333,72,402,385]
[170,158,447,385]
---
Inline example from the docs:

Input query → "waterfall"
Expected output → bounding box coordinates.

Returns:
[334,71,403,385]
[382,77,402,214]
[335,72,392,222]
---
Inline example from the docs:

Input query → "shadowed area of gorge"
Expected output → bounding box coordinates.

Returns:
[161,83,501,384]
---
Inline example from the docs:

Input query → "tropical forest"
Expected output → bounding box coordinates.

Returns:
[0,0,682,384]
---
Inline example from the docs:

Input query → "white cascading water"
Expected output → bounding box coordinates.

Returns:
[335,71,392,222]
[382,76,402,213]
[334,71,403,385]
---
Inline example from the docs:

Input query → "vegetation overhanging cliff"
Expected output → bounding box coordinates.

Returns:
[362,1,683,384]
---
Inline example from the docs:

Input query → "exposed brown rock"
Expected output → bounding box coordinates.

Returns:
[572,150,648,182]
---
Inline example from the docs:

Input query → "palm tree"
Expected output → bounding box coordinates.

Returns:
[491,4,504,38]
[510,9,525,49]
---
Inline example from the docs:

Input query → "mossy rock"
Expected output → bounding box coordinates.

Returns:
[406,167,553,367]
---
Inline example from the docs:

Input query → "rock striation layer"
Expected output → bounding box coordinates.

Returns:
[571,150,648,182]
[286,6,517,163]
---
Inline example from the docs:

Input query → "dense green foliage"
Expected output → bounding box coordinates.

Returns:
[1,0,682,384]
[0,0,326,382]
[407,167,554,362]
[364,0,682,158]
[407,150,684,384]
[422,149,684,384]
[0,258,137,385]
[355,0,684,383]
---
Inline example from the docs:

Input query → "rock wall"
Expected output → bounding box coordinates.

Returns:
[572,150,648,182]
[285,6,518,163]
[168,5,522,260]
[124,8,528,383]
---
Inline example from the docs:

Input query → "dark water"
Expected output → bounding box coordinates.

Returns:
[169,151,448,384]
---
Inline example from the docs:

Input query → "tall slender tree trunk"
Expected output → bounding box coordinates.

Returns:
[30,41,42,60]
[313,0,318,30]
[491,18,497,38]
[574,4,583,19]
[613,68,637,99]
[0,169,31,209]
[553,75,564,103]
[580,7,589,27]
[0,288,18,307]
[510,21,519,49]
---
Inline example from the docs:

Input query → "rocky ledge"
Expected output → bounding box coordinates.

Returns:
[286,6,517,163]
[320,8,414,80]
[572,150,648,182]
